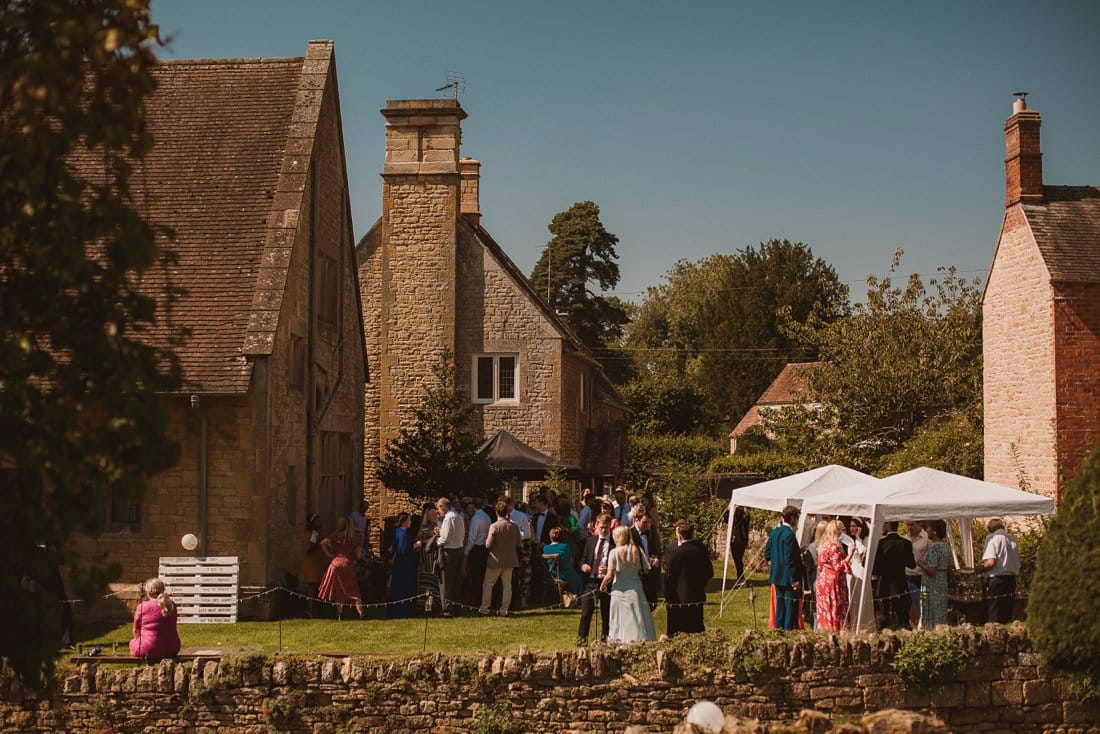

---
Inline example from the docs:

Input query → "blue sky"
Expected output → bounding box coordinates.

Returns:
[150,0,1100,301]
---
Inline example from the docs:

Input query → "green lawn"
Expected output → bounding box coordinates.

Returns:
[75,576,767,658]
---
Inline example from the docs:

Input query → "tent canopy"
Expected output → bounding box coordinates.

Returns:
[798,466,1056,520]
[798,466,1056,632]
[728,464,875,512]
[478,429,578,479]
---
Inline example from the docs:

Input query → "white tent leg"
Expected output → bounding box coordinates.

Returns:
[719,504,734,616]
[945,520,961,569]
[959,517,975,567]
[857,510,883,633]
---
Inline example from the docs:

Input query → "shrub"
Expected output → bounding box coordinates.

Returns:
[1028,443,1100,678]
[708,450,815,479]
[624,434,726,485]
[891,631,969,684]
[876,410,983,478]
[473,702,518,734]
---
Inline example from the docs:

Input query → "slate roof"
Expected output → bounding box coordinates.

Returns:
[1023,186,1100,284]
[730,361,820,437]
[72,53,312,393]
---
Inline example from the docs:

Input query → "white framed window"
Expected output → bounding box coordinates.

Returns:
[472,354,519,404]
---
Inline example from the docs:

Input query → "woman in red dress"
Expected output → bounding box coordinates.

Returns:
[814,520,851,632]
[318,516,365,620]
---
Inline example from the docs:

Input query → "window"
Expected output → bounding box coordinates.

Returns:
[289,334,305,391]
[472,354,518,404]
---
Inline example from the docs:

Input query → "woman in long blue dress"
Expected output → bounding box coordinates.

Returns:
[543,526,583,594]
[600,525,656,644]
[387,512,420,618]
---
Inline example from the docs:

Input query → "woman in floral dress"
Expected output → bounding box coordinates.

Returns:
[918,519,952,628]
[815,520,851,632]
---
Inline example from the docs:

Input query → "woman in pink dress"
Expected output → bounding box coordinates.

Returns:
[318,516,365,620]
[814,520,852,632]
[129,577,181,661]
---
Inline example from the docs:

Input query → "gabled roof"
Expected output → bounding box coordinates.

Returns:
[1022,186,1100,284]
[730,361,820,437]
[72,43,339,393]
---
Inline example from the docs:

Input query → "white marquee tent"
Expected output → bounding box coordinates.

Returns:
[798,466,1056,631]
[719,464,876,611]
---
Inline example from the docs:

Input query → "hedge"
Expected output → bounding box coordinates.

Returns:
[707,451,817,479]
[624,434,726,485]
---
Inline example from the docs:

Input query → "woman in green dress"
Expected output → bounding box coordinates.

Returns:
[917,519,953,628]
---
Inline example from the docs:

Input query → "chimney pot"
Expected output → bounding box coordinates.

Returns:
[459,157,481,225]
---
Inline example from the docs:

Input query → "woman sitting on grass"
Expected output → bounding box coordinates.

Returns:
[129,577,180,661]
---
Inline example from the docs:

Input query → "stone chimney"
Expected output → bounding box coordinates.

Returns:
[459,158,481,225]
[1004,95,1043,207]
[377,99,466,440]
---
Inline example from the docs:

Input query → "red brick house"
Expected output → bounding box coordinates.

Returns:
[983,97,1100,500]
[728,362,821,453]
[71,41,367,614]
[357,100,627,518]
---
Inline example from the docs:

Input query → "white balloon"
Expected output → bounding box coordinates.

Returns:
[181,533,198,551]
[686,701,725,733]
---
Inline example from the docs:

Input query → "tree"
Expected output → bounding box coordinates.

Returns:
[377,356,502,501]
[625,239,849,435]
[1028,442,1100,685]
[529,201,631,381]
[1,0,181,683]
[764,251,983,471]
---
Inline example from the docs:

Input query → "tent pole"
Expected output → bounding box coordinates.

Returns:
[959,518,975,567]
[859,509,883,633]
[719,502,734,615]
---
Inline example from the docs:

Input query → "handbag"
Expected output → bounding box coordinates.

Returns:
[561,591,578,608]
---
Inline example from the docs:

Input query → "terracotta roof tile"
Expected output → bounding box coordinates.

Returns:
[1023,186,1100,284]
[730,362,820,437]
[73,56,305,393]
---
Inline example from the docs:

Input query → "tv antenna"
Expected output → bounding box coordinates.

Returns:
[436,71,466,100]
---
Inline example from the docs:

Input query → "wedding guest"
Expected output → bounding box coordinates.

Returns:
[905,520,930,627]
[298,513,326,618]
[434,497,465,617]
[630,508,661,611]
[917,520,952,629]
[510,500,534,608]
[129,577,180,661]
[387,512,421,618]
[872,521,915,630]
[319,516,365,620]
[728,505,750,585]
[350,500,370,539]
[544,526,583,594]
[601,525,656,643]
[764,505,804,631]
[416,505,441,612]
[982,518,1019,624]
[464,498,493,606]
[577,513,614,645]
[814,521,851,632]
[481,498,523,615]
[663,520,714,637]
[612,486,633,527]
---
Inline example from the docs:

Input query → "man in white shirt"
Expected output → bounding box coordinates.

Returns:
[434,497,466,616]
[981,518,1020,624]
[577,513,614,644]
[463,501,493,606]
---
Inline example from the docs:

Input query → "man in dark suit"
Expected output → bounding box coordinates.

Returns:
[529,494,561,603]
[630,507,661,611]
[663,520,714,637]
[576,512,613,645]
[872,521,916,629]
[764,505,804,630]
[729,505,750,585]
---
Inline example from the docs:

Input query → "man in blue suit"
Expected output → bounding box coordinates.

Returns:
[764,505,804,630]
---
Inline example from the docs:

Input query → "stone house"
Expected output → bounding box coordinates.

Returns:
[728,362,821,454]
[356,99,627,519]
[983,97,1100,500]
[71,41,366,614]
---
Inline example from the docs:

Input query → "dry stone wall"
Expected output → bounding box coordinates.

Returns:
[4,627,1098,733]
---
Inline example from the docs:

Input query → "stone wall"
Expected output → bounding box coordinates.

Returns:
[983,205,1059,496]
[5,627,1098,733]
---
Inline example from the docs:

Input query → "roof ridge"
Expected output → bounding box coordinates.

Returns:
[158,56,305,66]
